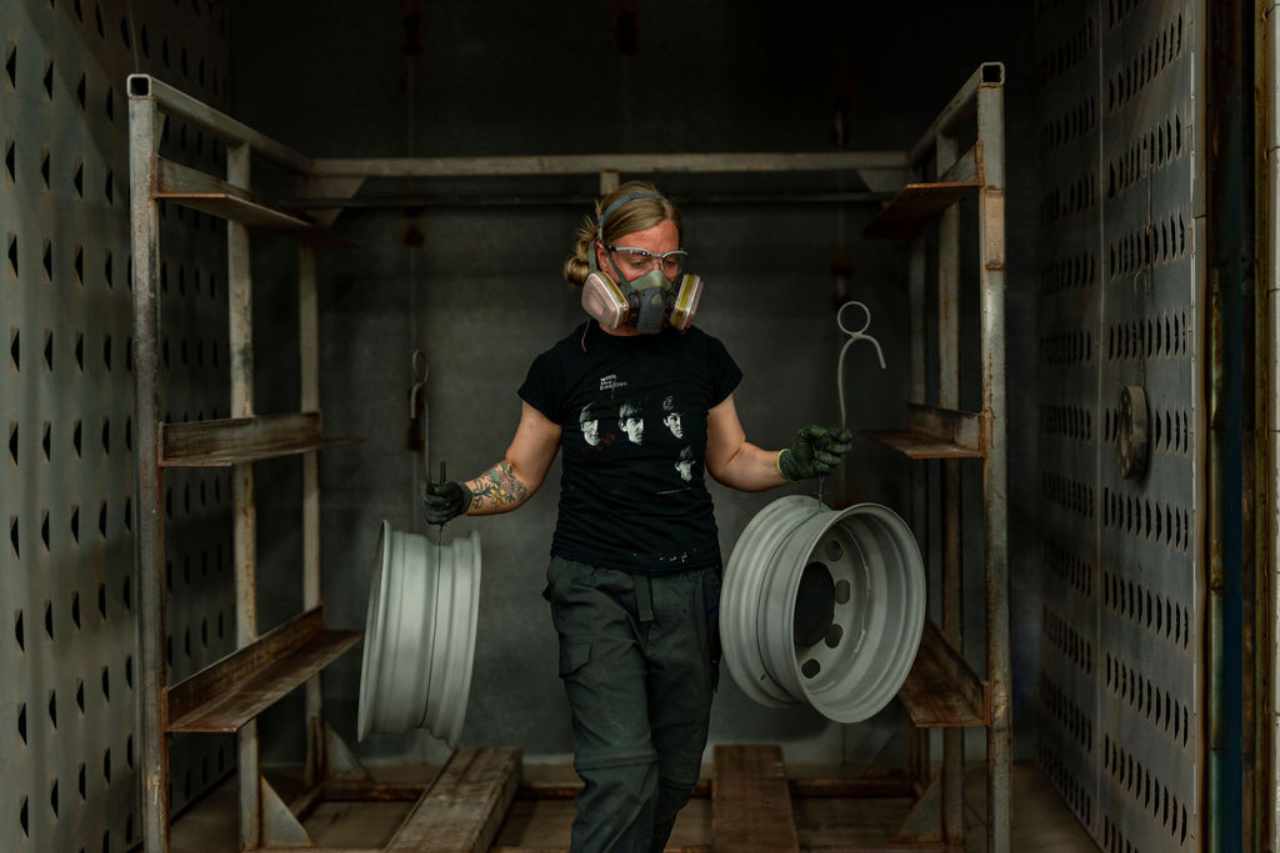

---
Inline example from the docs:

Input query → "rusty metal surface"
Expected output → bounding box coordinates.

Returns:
[935,126,965,849]
[896,623,989,728]
[300,245,324,788]
[975,74,1011,853]
[165,609,359,734]
[1261,5,1279,850]
[1037,1,1203,850]
[1206,3,1252,851]
[0,2,230,853]
[161,412,320,462]
[225,137,262,852]
[148,0,237,835]
[863,181,982,239]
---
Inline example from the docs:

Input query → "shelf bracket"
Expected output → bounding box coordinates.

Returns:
[262,776,313,846]
[325,720,372,780]
[891,773,945,844]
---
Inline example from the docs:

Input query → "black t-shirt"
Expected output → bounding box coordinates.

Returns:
[518,319,743,575]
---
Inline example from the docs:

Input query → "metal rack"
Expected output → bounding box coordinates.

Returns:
[864,63,1011,853]
[127,74,368,852]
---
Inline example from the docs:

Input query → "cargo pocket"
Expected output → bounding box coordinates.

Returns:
[558,639,592,683]
[543,557,592,605]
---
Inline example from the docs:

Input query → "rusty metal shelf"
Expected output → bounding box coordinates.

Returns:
[865,404,985,460]
[159,411,362,467]
[167,607,361,734]
[865,180,981,239]
[897,621,990,728]
[865,430,984,460]
[155,156,315,229]
[158,190,314,228]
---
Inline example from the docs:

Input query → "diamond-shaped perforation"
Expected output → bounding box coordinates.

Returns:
[5,5,234,849]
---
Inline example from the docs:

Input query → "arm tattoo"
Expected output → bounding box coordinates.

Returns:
[465,461,530,514]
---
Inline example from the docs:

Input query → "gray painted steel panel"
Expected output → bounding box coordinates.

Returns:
[1098,2,1199,850]
[1038,1,1202,849]
[0,2,231,851]
[1036,0,1103,839]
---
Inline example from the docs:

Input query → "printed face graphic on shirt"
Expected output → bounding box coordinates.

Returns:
[661,395,684,438]
[675,446,695,482]
[619,400,645,445]
[579,404,600,447]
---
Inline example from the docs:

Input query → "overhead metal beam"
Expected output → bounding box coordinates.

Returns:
[278,191,895,210]
[307,150,908,178]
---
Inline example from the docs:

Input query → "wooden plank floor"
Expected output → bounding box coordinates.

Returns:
[712,745,800,852]
[386,748,520,852]
[172,760,1099,852]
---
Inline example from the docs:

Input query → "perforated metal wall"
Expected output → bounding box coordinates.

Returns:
[1036,1,1103,836]
[0,2,231,851]
[1036,1,1202,850]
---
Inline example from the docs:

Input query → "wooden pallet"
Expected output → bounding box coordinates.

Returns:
[248,745,953,852]
[260,747,522,853]
[385,749,521,852]
[712,745,801,853]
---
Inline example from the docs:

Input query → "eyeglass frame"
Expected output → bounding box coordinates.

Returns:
[600,241,688,275]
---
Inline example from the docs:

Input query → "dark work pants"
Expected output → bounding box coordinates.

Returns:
[543,556,721,853]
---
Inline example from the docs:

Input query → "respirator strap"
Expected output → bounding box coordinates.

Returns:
[589,190,667,276]
[597,191,665,241]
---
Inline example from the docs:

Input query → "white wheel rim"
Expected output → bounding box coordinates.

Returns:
[357,522,482,744]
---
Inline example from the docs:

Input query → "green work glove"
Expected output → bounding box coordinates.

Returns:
[777,425,854,482]
[422,480,473,525]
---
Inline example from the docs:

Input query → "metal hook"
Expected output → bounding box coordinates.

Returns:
[410,349,429,417]
[837,301,886,370]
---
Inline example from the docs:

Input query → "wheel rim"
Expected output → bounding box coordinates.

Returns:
[722,497,926,723]
[357,522,482,744]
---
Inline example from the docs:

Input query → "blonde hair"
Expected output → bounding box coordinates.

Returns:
[562,180,681,287]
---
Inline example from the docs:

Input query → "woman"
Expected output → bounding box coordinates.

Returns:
[423,181,852,852]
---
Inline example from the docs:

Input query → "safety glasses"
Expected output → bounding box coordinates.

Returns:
[604,243,688,279]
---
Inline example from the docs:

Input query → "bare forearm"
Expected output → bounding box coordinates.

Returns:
[714,442,788,492]
[463,460,534,515]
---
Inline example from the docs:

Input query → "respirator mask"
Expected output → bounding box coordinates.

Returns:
[580,191,704,334]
